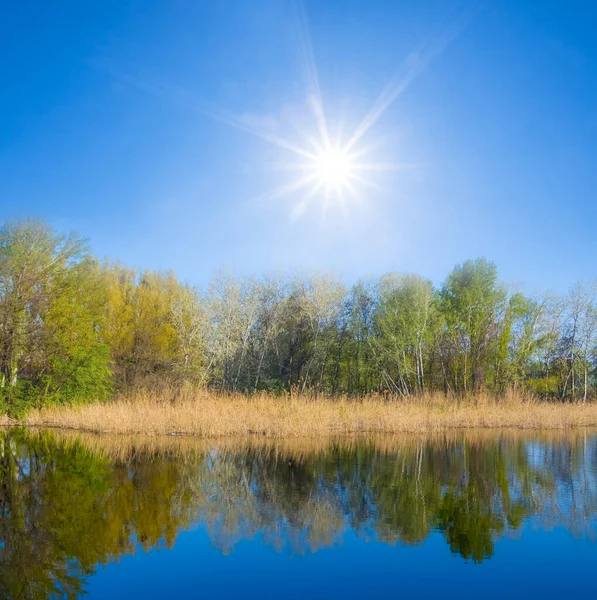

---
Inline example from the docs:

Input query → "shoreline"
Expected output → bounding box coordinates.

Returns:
[14,422,597,438]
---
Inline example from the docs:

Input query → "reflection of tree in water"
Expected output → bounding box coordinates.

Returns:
[1,430,597,598]
[182,447,347,554]
[0,431,202,599]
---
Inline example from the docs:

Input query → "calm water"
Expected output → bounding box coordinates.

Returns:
[1,429,597,599]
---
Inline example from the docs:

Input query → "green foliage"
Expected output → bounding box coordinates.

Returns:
[372,274,441,394]
[0,221,111,415]
[440,258,509,392]
[45,344,113,404]
[526,376,561,396]
[1,219,596,415]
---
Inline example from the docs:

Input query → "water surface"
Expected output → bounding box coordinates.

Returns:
[1,428,596,598]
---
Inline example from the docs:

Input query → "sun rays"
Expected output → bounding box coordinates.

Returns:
[96,1,474,220]
[233,0,475,219]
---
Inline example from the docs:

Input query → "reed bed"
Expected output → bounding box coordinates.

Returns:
[24,387,597,438]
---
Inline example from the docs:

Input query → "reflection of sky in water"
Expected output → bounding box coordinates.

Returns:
[525,436,597,533]
[88,525,597,600]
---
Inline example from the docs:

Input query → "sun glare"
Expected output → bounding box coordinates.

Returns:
[186,2,423,218]
[313,147,354,193]
[104,2,467,219]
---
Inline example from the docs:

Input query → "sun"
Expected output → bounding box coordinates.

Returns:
[313,146,354,193]
[193,3,409,218]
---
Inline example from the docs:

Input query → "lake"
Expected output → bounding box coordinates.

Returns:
[1,428,596,599]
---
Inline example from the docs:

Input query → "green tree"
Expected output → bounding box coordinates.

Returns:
[0,222,110,414]
[373,274,441,395]
[440,258,509,393]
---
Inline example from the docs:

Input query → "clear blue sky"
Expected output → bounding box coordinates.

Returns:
[2,0,596,293]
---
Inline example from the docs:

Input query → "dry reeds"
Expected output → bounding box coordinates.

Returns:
[23,387,597,438]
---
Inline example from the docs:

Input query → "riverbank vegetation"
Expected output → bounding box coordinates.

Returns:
[1,220,597,418]
[26,388,597,436]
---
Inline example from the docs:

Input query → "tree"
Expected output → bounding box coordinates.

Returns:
[373,274,440,395]
[440,259,508,393]
[342,281,378,394]
[1,219,596,407]
[0,221,110,413]
[41,257,112,403]
[170,284,208,382]
[560,282,597,400]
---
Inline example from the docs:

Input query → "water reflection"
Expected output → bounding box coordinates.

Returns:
[1,429,597,598]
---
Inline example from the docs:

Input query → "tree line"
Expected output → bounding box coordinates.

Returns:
[1,220,596,413]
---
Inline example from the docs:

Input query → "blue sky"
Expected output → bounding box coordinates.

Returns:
[2,0,596,293]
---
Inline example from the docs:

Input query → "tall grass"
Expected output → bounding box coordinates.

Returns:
[24,387,597,437]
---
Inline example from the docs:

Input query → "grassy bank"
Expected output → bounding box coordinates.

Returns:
[23,388,597,437]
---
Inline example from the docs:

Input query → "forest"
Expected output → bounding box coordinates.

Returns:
[1,220,596,416]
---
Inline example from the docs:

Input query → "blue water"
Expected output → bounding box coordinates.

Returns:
[88,526,597,599]
[1,429,596,598]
